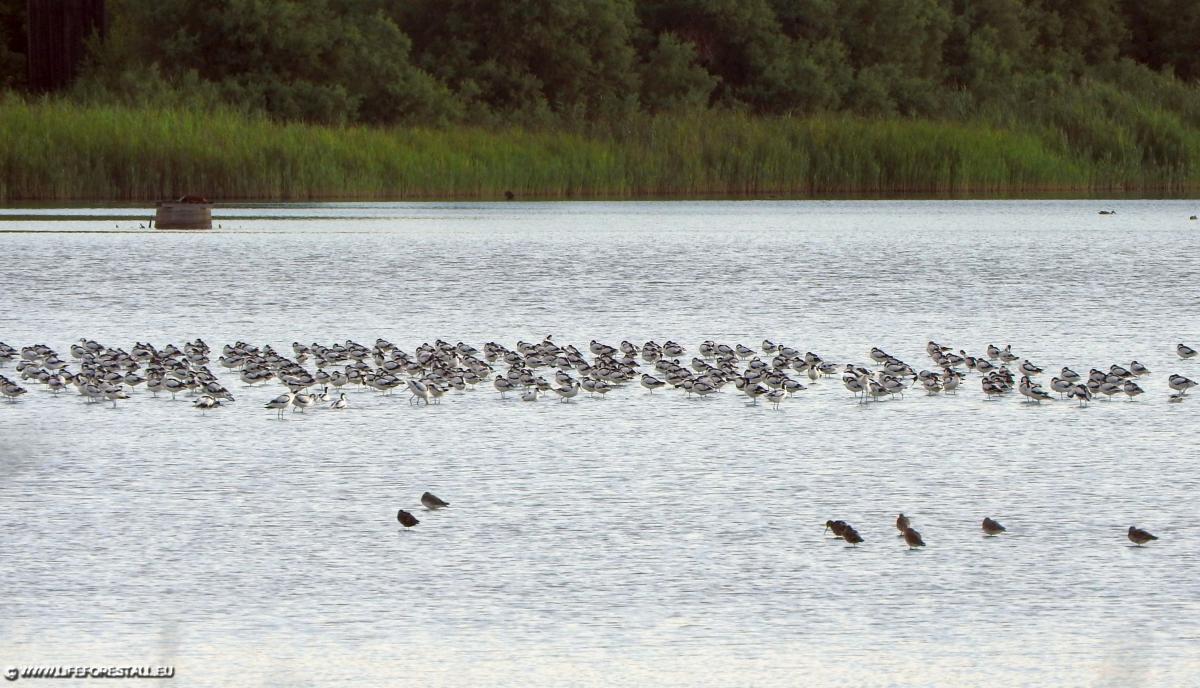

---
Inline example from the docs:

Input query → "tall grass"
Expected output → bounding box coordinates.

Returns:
[1,98,1198,201]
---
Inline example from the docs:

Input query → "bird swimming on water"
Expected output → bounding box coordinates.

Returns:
[1127,526,1157,546]
[421,492,449,510]
[982,517,1006,536]
[397,509,420,528]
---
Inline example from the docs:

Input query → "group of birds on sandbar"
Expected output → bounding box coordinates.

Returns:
[824,513,1160,549]
[1,337,1197,413]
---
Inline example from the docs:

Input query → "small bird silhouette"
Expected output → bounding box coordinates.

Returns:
[397,509,420,528]
[824,519,849,538]
[1127,526,1157,546]
[421,492,449,510]
[896,513,911,534]
[843,526,864,546]
[982,517,1007,536]
[903,527,925,549]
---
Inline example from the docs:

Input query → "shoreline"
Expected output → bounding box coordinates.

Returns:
[3,192,1200,206]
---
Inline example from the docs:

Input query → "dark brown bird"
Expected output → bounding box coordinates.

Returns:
[421,492,449,510]
[896,513,910,534]
[1128,526,1157,546]
[982,517,1007,536]
[825,519,849,538]
[903,527,925,549]
[397,509,420,528]
[843,526,864,546]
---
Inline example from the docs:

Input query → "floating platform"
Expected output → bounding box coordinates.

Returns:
[155,195,212,230]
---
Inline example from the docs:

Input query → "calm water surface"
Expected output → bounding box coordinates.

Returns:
[1,200,1198,687]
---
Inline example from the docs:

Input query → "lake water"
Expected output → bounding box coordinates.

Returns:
[1,200,1199,687]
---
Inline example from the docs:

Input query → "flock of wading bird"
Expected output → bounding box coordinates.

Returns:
[2,336,1184,547]
[825,514,1161,549]
[1,337,1197,412]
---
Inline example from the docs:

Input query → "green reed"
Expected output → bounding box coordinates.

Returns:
[1,99,1198,201]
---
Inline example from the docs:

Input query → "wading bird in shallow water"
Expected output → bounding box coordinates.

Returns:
[265,392,291,418]
[421,492,449,510]
[1122,381,1144,400]
[397,509,419,528]
[1168,374,1197,395]
[903,527,926,549]
[982,517,1006,536]
[825,520,849,538]
[1127,526,1157,546]
[193,394,220,413]
[896,513,910,534]
[1070,383,1092,406]
[843,526,864,546]
[766,389,787,409]
[1178,343,1197,360]
[1,382,27,401]
[291,391,314,413]
[640,374,665,393]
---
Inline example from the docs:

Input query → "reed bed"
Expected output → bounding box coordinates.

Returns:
[2,99,1198,201]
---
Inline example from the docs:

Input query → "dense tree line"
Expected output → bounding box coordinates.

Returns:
[1,0,1200,130]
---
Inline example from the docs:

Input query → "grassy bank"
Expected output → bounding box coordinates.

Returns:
[2,99,1199,201]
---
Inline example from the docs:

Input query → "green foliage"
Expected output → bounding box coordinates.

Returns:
[637,0,839,113]
[78,0,457,125]
[1121,0,1200,81]
[5,0,1200,129]
[638,33,718,112]
[6,0,1200,197]
[397,0,641,123]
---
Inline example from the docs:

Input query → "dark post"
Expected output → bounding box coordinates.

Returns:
[25,0,107,92]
